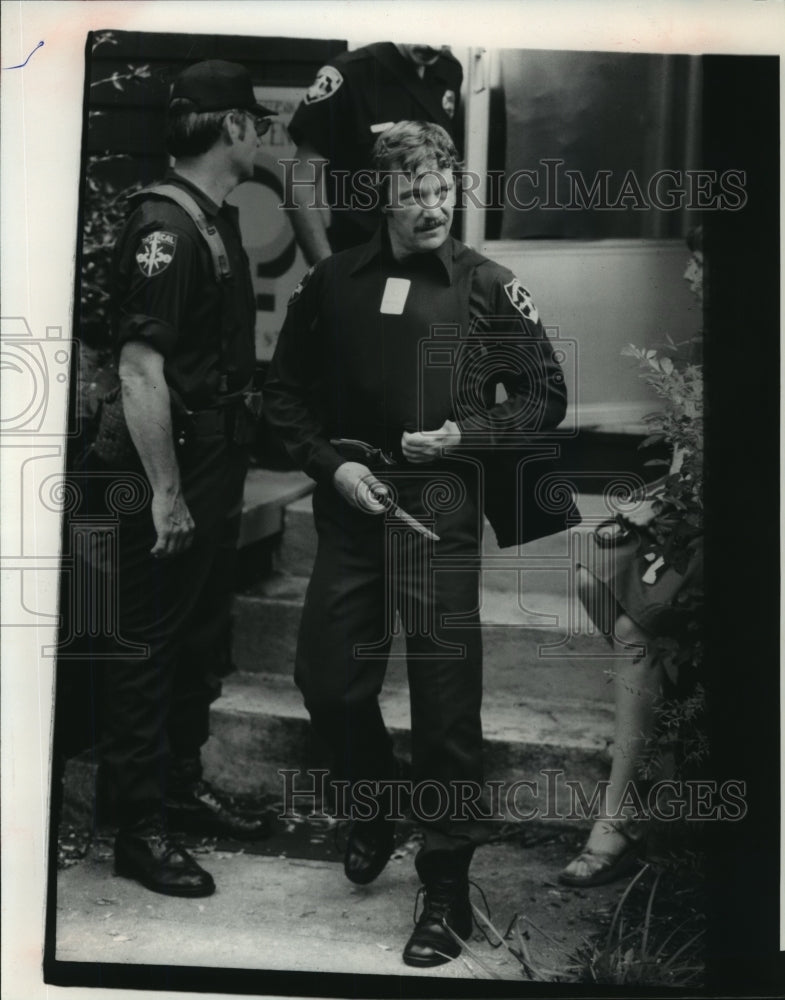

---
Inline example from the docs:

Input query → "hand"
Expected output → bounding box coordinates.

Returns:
[333,462,387,514]
[401,419,461,464]
[150,488,195,558]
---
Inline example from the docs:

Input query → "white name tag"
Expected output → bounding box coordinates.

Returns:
[379,277,411,315]
[370,121,395,134]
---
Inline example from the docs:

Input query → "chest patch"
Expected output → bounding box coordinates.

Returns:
[304,65,344,104]
[503,279,539,324]
[135,231,178,278]
[379,277,411,315]
[442,89,456,118]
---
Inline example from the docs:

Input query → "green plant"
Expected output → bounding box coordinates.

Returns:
[80,158,140,347]
[575,864,705,986]
[80,32,150,346]
[621,338,705,781]
[441,862,705,985]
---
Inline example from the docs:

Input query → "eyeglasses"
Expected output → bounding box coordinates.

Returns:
[248,113,272,138]
[226,110,272,138]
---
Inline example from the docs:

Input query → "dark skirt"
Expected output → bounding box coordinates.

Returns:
[580,527,703,637]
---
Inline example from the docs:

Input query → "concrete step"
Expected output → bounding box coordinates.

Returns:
[238,468,314,548]
[232,575,617,705]
[200,670,614,822]
[62,666,613,830]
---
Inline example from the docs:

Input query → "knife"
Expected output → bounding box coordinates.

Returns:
[370,484,440,542]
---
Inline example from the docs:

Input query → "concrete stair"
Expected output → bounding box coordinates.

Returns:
[60,475,626,825]
[201,488,624,820]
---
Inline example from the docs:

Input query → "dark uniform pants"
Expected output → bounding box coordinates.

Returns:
[100,432,248,826]
[296,463,488,858]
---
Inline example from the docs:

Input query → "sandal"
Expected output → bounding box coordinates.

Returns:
[558,819,645,888]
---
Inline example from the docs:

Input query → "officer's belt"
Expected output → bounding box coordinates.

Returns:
[186,388,262,443]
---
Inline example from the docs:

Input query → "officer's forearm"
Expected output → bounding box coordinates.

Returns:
[288,195,332,265]
[285,148,333,265]
[119,341,182,496]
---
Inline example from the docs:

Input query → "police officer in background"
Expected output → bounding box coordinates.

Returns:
[102,61,273,897]
[264,121,570,966]
[285,42,463,262]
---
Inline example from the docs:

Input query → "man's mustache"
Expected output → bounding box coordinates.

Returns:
[416,217,448,232]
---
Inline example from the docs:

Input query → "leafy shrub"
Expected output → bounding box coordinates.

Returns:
[621,338,705,780]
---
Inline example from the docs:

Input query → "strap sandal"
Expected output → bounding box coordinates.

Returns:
[558,819,645,888]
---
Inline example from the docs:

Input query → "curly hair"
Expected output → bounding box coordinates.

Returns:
[166,99,248,158]
[372,120,459,176]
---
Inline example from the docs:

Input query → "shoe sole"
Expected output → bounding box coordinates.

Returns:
[114,860,216,898]
[402,949,460,968]
[402,925,471,967]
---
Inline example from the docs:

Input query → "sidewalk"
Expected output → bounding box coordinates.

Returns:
[54,816,629,984]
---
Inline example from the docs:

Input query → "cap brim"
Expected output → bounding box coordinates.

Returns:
[251,101,277,117]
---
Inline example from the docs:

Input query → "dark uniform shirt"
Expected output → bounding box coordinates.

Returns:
[112,171,257,411]
[264,228,568,487]
[288,43,463,251]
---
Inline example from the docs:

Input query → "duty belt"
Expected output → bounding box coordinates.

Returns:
[187,388,262,446]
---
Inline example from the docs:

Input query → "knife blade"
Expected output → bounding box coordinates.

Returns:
[370,485,440,542]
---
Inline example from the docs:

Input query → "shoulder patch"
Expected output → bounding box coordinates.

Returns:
[303,65,344,105]
[288,266,315,306]
[503,279,539,324]
[135,231,178,278]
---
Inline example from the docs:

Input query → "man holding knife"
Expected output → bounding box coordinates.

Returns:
[264,121,569,967]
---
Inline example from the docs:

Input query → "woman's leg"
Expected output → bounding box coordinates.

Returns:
[561,571,661,882]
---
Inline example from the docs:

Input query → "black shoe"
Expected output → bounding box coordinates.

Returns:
[344,818,396,885]
[165,779,270,840]
[402,877,473,967]
[114,820,215,898]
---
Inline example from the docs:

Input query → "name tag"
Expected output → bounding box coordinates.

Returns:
[379,277,411,315]
[370,121,395,134]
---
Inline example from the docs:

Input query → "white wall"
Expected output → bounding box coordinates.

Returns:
[481,238,701,431]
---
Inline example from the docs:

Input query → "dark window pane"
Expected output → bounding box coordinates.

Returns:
[488,50,700,240]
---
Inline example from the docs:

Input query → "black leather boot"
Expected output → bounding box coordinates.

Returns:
[402,849,474,967]
[403,875,473,966]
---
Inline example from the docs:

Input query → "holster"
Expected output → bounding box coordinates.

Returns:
[92,384,193,468]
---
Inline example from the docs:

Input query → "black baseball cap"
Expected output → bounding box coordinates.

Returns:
[170,60,276,117]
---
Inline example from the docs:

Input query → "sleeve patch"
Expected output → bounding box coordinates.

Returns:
[303,65,344,104]
[503,279,539,324]
[135,231,178,278]
[287,266,315,306]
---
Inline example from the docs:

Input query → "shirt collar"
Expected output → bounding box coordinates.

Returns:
[349,225,455,284]
[165,169,224,218]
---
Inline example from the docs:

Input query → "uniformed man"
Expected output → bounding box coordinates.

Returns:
[264,121,570,966]
[101,60,274,897]
[285,42,463,262]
